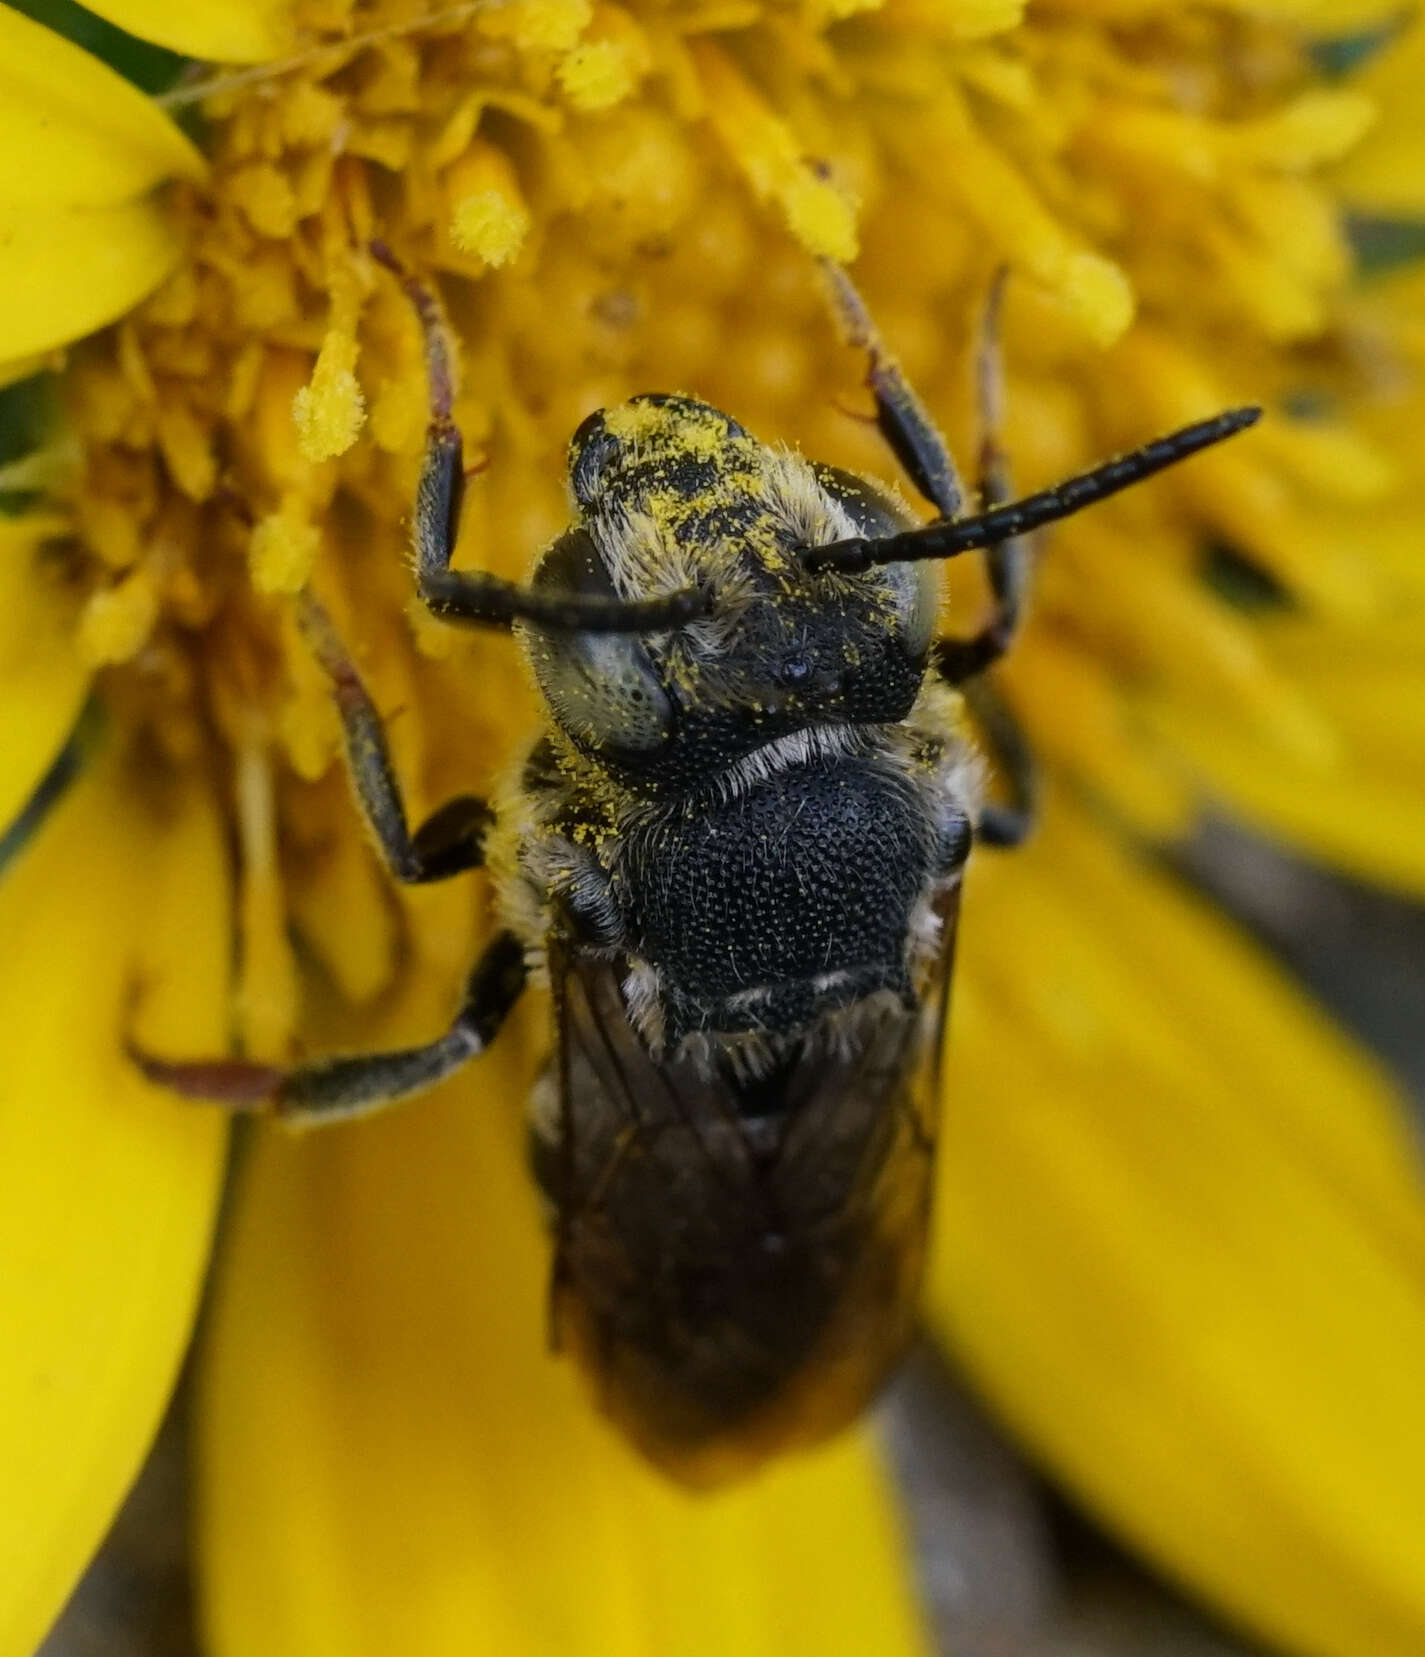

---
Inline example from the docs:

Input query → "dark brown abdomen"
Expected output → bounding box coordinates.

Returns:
[540,953,940,1487]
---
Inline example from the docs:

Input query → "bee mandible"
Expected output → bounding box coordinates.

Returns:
[135,246,1258,1486]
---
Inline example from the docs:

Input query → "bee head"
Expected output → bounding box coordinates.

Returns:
[524,402,941,786]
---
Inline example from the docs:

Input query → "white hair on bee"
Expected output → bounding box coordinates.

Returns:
[582,440,874,674]
[622,958,668,1053]
[590,501,704,600]
[674,1025,780,1083]
[705,723,866,805]
[705,675,981,817]
[594,499,760,659]
[671,987,917,1083]
[760,444,861,553]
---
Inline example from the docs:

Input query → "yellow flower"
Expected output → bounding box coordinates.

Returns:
[3,1,1425,1655]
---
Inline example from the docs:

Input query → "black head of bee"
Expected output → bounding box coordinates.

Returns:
[523,394,939,787]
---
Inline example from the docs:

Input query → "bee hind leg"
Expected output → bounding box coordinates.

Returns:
[130,930,528,1125]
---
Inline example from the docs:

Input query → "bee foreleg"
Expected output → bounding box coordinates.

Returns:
[933,269,1034,687]
[959,678,1036,850]
[373,242,706,637]
[300,595,491,883]
[130,931,528,1125]
[821,260,965,519]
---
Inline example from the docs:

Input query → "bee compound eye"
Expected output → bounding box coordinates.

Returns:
[569,412,620,507]
[528,627,674,753]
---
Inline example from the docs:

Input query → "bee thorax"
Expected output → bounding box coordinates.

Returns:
[611,751,938,1045]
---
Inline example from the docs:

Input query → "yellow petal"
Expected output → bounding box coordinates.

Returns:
[79,0,293,63]
[0,518,91,843]
[1146,624,1425,895]
[928,792,1425,1657]
[0,197,181,361]
[886,101,1135,348]
[0,759,230,1657]
[197,983,927,1657]
[1333,17,1425,215]
[0,354,50,392]
[1176,724,1425,892]
[0,7,204,211]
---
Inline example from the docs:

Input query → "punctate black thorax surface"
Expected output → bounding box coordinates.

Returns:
[613,751,934,1041]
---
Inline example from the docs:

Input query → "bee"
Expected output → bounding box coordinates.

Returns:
[134,245,1258,1486]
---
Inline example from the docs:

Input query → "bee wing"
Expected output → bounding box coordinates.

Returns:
[541,889,960,1486]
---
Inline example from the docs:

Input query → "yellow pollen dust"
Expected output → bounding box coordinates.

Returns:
[692,46,859,264]
[603,401,671,440]
[1056,253,1136,349]
[446,139,530,268]
[681,419,733,462]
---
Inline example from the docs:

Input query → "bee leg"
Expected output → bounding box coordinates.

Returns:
[915,281,1033,839]
[372,242,705,636]
[822,260,965,518]
[300,594,491,883]
[932,270,1033,686]
[825,263,1029,678]
[961,678,1036,849]
[130,931,528,1124]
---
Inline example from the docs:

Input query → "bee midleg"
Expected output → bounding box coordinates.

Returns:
[829,263,1036,841]
[932,270,1034,686]
[129,931,528,1124]
[822,260,965,517]
[960,677,1036,849]
[300,595,490,883]
[373,244,705,637]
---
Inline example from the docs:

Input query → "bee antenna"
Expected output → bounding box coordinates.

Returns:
[804,406,1262,574]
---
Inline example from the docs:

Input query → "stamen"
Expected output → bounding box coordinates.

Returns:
[250,499,321,595]
[293,281,367,462]
[78,568,159,666]
[558,37,643,112]
[452,192,529,265]
[448,143,531,267]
